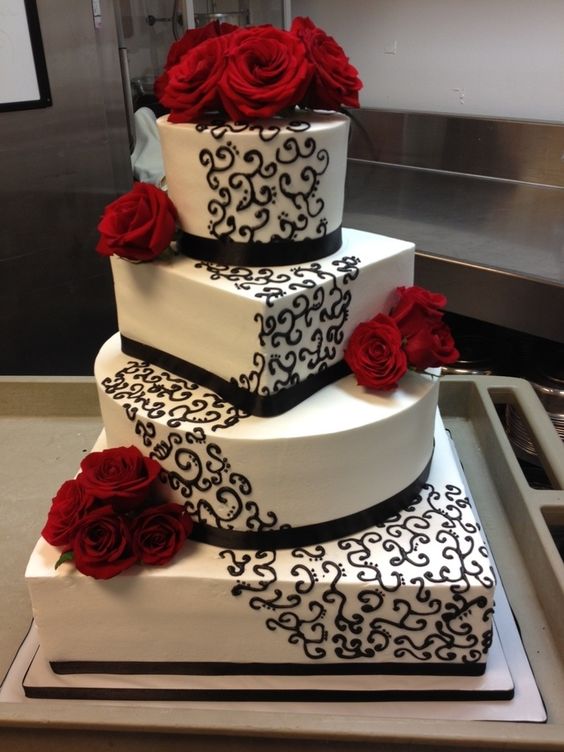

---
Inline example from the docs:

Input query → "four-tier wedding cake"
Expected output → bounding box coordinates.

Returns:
[25,18,496,698]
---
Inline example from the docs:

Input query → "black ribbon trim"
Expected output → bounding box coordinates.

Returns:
[120,335,351,417]
[177,226,342,266]
[190,452,433,550]
[28,685,509,702]
[50,653,485,677]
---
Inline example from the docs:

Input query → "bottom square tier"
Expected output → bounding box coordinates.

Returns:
[19,623,512,702]
[26,415,495,677]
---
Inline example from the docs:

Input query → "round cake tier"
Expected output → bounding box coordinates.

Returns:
[96,334,439,548]
[157,111,349,264]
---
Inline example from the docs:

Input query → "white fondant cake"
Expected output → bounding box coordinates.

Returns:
[25,73,495,681]
[111,228,414,415]
[157,111,349,249]
[26,418,495,673]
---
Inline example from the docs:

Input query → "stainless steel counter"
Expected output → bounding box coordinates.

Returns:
[344,110,564,344]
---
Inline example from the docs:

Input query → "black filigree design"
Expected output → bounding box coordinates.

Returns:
[192,255,360,398]
[195,254,360,306]
[417,483,496,592]
[156,429,282,532]
[246,258,360,395]
[197,121,330,243]
[100,358,248,433]
[218,548,252,578]
[101,366,286,531]
[219,549,278,595]
[273,138,329,240]
[196,120,311,142]
[220,484,495,665]
[340,531,403,587]
[194,264,292,303]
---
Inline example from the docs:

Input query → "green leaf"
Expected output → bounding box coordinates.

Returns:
[54,551,74,570]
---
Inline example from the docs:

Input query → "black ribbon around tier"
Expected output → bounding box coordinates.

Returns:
[119,334,434,549]
[189,451,433,551]
[27,683,505,701]
[50,649,486,678]
[121,335,351,417]
[177,226,342,266]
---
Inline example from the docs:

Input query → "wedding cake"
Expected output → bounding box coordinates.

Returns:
[25,18,496,695]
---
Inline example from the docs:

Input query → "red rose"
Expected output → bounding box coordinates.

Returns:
[390,286,447,337]
[165,20,235,70]
[291,17,362,110]
[131,503,193,566]
[403,320,459,370]
[390,286,458,369]
[344,314,407,390]
[77,446,162,514]
[218,26,313,120]
[41,479,98,547]
[155,20,237,101]
[96,182,177,261]
[72,506,137,579]
[160,36,228,123]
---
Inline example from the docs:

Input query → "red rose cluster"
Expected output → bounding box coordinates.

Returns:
[41,446,193,579]
[344,286,459,391]
[156,17,362,123]
[96,182,177,262]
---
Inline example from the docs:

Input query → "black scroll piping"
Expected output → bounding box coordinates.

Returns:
[177,227,342,267]
[189,452,433,550]
[120,335,351,417]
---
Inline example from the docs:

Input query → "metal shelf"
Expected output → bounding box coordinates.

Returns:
[344,110,564,344]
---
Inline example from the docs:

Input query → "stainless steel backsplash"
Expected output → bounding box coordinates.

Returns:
[347,109,564,188]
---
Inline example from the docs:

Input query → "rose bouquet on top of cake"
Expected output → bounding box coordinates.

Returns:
[154,17,362,123]
[96,17,362,262]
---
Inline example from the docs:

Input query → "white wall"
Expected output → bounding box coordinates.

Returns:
[292,0,564,122]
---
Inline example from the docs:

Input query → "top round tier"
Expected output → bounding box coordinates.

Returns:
[157,111,350,265]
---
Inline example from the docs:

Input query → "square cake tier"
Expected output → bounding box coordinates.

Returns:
[26,416,495,676]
